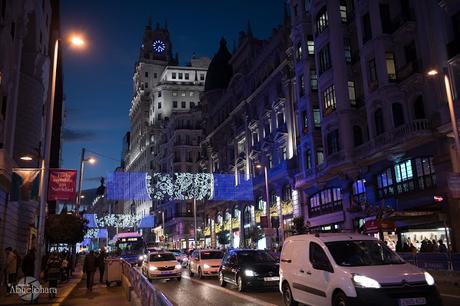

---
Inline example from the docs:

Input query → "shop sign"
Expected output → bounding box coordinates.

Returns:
[48,169,77,201]
[363,219,395,233]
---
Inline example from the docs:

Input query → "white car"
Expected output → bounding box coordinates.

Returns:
[279,233,443,306]
[188,249,223,278]
[141,251,182,281]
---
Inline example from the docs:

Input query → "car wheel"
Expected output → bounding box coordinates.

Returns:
[282,282,298,306]
[198,267,203,279]
[237,275,245,292]
[219,271,226,287]
[333,291,349,306]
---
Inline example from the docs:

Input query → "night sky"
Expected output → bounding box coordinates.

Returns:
[61,0,285,189]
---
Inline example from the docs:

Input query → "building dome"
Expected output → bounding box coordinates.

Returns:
[204,37,233,91]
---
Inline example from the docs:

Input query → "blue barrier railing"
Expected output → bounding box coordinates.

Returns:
[397,253,460,271]
[121,260,172,306]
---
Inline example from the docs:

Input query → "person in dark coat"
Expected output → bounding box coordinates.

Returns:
[83,251,97,291]
[97,250,106,283]
[46,253,61,298]
[21,249,35,277]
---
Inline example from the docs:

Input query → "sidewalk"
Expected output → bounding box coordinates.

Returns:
[0,265,83,306]
[60,273,130,306]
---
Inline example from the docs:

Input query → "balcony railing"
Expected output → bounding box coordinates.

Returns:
[309,201,343,218]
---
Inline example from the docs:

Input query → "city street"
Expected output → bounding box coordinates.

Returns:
[146,270,460,306]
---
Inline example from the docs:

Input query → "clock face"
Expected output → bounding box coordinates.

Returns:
[152,40,166,53]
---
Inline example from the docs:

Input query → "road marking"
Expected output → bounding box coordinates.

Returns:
[441,293,460,299]
[182,275,279,306]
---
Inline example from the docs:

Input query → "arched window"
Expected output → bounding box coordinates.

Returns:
[414,96,426,119]
[392,103,405,127]
[374,108,385,135]
[353,125,363,146]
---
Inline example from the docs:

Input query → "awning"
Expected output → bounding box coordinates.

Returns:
[364,219,395,234]
[138,215,155,228]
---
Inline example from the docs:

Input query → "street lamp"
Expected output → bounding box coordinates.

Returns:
[255,163,273,248]
[34,34,87,279]
[75,147,96,213]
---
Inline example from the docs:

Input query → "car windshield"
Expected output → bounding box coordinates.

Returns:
[149,253,176,262]
[201,251,223,260]
[326,240,405,266]
[238,251,276,264]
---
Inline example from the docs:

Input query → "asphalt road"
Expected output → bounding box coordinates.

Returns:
[146,269,460,306]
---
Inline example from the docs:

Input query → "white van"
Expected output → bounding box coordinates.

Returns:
[279,233,443,306]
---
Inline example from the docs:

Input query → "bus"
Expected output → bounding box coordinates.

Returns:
[112,232,145,266]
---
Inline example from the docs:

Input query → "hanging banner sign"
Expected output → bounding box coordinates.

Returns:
[48,169,77,201]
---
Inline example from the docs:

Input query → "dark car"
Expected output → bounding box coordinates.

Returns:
[218,249,279,292]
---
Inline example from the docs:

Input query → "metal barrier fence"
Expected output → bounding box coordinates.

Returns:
[120,260,172,306]
[397,252,460,271]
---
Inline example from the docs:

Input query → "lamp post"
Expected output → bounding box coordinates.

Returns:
[193,198,197,248]
[75,147,96,213]
[33,34,86,279]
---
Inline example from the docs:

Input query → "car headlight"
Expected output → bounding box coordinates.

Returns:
[244,269,256,277]
[424,272,435,286]
[139,255,145,260]
[149,266,158,271]
[175,264,182,270]
[352,274,381,288]
[203,264,210,269]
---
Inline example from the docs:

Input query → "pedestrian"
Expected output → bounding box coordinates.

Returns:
[13,249,21,278]
[431,239,439,252]
[83,251,97,291]
[4,247,17,294]
[438,240,447,253]
[45,254,60,298]
[21,248,35,277]
[61,255,69,281]
[97,249,107,283]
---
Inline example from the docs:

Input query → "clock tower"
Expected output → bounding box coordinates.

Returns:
[139,20,176,64]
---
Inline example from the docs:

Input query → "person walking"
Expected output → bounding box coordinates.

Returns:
[83,251,97,291]
[21,249,35,277]
[4,247,17,294]
[97,249,107,283]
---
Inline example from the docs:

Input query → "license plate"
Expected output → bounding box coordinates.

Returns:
[398,297,427,306]
[264,276,280,282]
[160,271,173,275]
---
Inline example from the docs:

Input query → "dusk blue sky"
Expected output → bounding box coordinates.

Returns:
[61,0,285,189]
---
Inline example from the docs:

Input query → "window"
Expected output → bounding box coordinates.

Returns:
[326,129,340,154]
[322,85,336,114]
[172,72,177,79]
[404,41,417,63]
[157,91,161,97]
[374,108,385,135]
[353,126,363,146]
[268,154,273,168]
[316,148,324,164]
[368,58,378,84]
[319,44,331,74]
[181,101,186,108]
[299,75,306,97]
[392,103,405,127]
[414,96,425,119]
[1,0,6,20]
[313,107,321,128]
[145,82,148,88]
[252,130,259,145]
[307,36,315,55]
[190,91,194,96]
[10,22,15,39]
[145,72,149,77]
[309,188,342,217]
[172,91,178,97]
[282,185,292,201]
[296,42,303,61]
[190,102,195,108]
[158,102,162,109]
[157,113,162,120]
[277,112,285,127]
[344,38,352,63]
[380,3,391,33]
[310,242,332,271]
[348,81,356,106]
[415,157,436,190]
[305,149,312,169]
[377,168,394,197]
[282,147,287,161]
[154,72,157,78]
[316,6,328,34]
[200,74,205,81]
[302,111,308,133]
[362,13,372,43]
[339,0,348,23]
[352,179,366,204]
[181,92,186,97]
[185,73,189,80]
[173,101,177,108]
[385,52,396,80]
[310,69,318,91]
[178,73,183,79]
